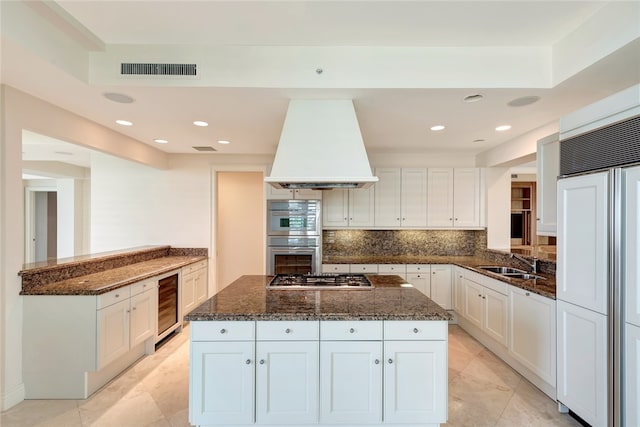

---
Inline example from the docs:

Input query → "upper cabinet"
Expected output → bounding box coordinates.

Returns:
[374,168,402,227]
[323,187,375,228]
[536,133,559,236]
[267,186,323,200]
[427,168,481,228]
[374,168,428,228]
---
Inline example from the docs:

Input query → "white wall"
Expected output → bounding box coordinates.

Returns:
[485,167,511,251]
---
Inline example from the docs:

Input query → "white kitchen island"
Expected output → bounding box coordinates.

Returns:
[185,275,451,427]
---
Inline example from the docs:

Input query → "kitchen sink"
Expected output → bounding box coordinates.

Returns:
[502,273,546,281]
[477,266,526,274]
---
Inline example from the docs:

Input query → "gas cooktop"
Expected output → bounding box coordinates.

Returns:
[267,273,373,290]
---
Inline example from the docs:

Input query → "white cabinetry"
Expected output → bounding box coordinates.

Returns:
[626,323,640,427]
[625,166,640,327]
[350,264,378,274]
[557,300,607,427]
[321,264,350,274]
[427,168,480,228]
[406,265,430,296]
[453,266,465,313]
[374,168,402,227]
[406,264,452,309]
[374,168,428,227]
[182,260,208,316]
[377,264,407,279]
[508,286,556,386]
[322,187,374,228]
[536,133,559,236]
[267,186,322,200]
[461,270,508,346]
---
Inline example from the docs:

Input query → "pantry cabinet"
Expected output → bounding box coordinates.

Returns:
[536,133,559,236]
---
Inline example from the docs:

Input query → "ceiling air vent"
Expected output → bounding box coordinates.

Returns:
[192,146,217,152]
[121,63,197,76]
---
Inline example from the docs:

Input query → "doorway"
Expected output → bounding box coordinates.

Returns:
[215,171,265,290]
[25,188,58,263]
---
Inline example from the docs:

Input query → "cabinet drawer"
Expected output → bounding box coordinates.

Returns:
[384,321,447,341]
[320,321,383,340]
[322,264,350,274]
[350,264,378,273]
[97,286,131,309]
[464,269,508,295]
[182,260,207,275]
[406,264,430,273]
[191,321,255,341]
[130,279,155,296]
[377,264,406,274]
[257,321,319,340]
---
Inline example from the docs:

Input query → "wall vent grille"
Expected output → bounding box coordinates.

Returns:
[560,115,640,176]
[192,146,217,152]
[120,63,197,76]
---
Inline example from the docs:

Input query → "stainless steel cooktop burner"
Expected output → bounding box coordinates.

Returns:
[267,273,373,290]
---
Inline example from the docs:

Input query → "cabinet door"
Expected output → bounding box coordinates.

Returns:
[401,168,428,227]
[266,186,294,200]
[557,300,607,427]
[195,267,208,305]
[384,340,447,424]
[557,172,609,315]
[406,272,430,297]
[453,168,480,227]
[430,265,452,310]
[625,166,640,327]
[374,168,402,227]
[536,133,559,235]
[320,341,382,423]
[482,287,508,347]
[626,323,640,427]
[182,271,197,315]
[427,168,454,226]
[349,187,375,227]
[323,189,349,227]
[463,279,483,329]
[509,287,556,385]
[190,341,255,426]
[293,189,322,200]
[256,341,319,424]
[453,267,465,314]
[97,299,130,369]
[130,288,157,348]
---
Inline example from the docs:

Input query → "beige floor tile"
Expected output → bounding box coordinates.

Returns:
[79,390,165,427]
[448,345,476,374]
[0,400,81,427]
[447,325,485,356]
[447,371,515,425]
[461,348,522,391]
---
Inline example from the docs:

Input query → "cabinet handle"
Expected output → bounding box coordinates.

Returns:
[455,218,458,221]
[478,294,482,297]
[413,328,419,333]
[245,359,251,365]
[285,328,291,334]
[482,296,486,299]
[432,271,436,275]
[132,307,137,311]
[126,309,130,314]
[115,294,120,298]
[259,359,265,365]
[388,359,393,364]
[526,292,530,296]
[374,359,380,365]
[220,328,227,334]
[349,328,355,333]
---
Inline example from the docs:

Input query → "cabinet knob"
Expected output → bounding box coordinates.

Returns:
[220,328,227,334]
[482,296,486,299]
[349,218,352,221]
[526,292,530,296]
[388,359,393,364]
[449,218,453,221]
[432,271,436,275]
[259,359,265,365]
[374,359,380,365]
[115,294,120,298]
[245,359,251,365]
[349,328,355,333]
[285,328,291,334]
[132,307,137,311]
[478,294,482,297]
[413,328,419,333]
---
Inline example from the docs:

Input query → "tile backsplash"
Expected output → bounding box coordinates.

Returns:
[323,229,486,257]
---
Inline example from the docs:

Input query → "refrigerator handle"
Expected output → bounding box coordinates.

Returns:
[610,168,623,427]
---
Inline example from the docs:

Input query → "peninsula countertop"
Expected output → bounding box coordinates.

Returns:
[185,274,452,322]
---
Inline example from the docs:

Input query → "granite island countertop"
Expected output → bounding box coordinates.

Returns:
[323,255,557,299]
[185,274,452,321]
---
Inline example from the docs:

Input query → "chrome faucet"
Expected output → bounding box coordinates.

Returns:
[510,253,538,274]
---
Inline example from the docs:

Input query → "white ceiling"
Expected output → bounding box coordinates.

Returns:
[3,1,640,168]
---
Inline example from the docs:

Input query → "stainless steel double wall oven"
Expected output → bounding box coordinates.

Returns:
[266,199,321,275]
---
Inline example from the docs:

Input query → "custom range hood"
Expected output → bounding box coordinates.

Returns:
[265,100,378,189]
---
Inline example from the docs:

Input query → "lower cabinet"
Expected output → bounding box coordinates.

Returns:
[406,264,452,310]
[453,266,465,313]
[461,275,508,346]
[189,320,448,426]
[182,260,208,315]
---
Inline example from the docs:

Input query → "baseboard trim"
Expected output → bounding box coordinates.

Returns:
[2,381,25,411]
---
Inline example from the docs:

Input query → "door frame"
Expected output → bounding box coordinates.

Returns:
[24,184,57,263]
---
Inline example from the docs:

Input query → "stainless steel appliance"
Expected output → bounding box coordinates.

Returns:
[156,272,181,342]
[267,273,372,290]
[556,86,640,427]
[267,200,321,274]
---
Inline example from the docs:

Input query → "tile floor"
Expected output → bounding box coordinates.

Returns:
[2,325,582,427]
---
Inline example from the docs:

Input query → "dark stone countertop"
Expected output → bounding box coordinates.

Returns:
[323,255,556,299]
[20,255,207,296]
[185,275,453,322]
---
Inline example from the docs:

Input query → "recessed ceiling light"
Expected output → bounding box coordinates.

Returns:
[463,94,484,103]
[116,119,133,126]
[154,139,169,144]
[430,125,445,131]
[508,96,540,107]
[473,139,486,143]
[217,140,231,144]
[193,121,208,127]
[103,92,135,104]
[496,125,512,131]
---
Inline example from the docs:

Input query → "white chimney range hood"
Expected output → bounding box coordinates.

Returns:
[265,99,379,190]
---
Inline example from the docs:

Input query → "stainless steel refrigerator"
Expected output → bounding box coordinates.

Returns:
[556,85,640,427]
